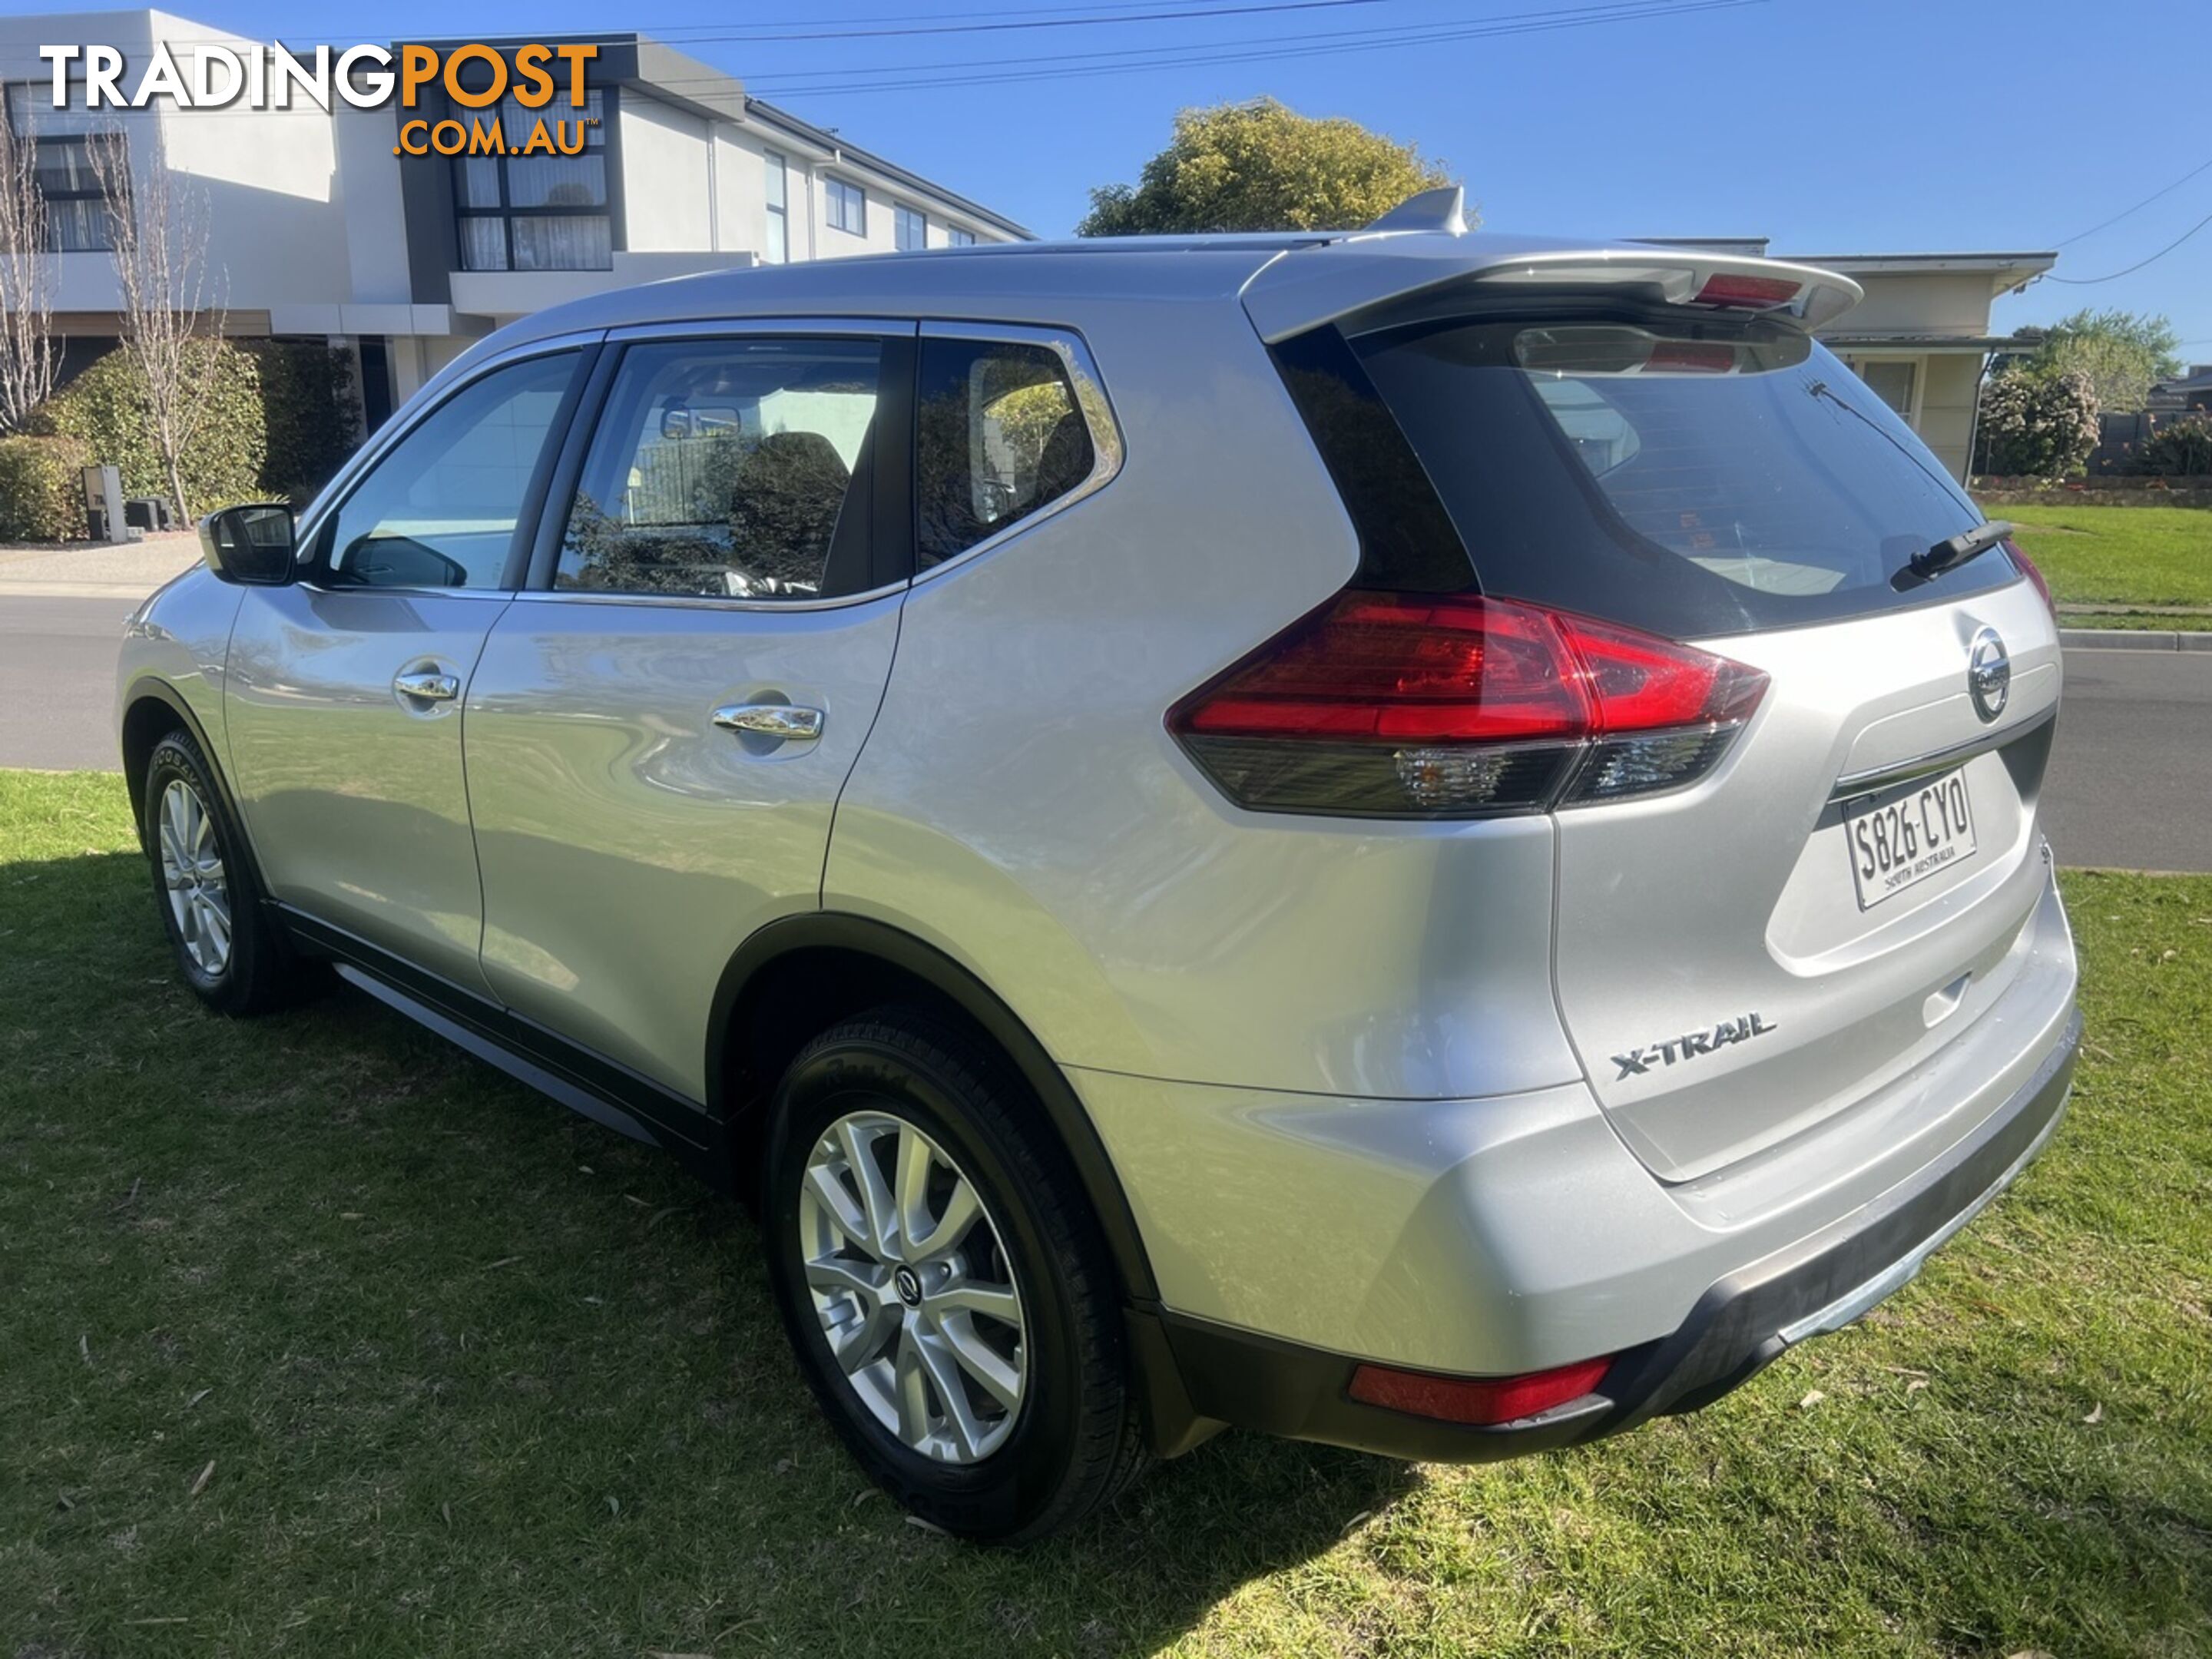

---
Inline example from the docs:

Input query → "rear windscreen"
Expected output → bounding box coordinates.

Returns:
[1346,310,2018,638]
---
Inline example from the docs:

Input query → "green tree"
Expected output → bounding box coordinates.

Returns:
[2030,309,2182,415]
[1973,364,2099,477]
[1078,98,1457,237]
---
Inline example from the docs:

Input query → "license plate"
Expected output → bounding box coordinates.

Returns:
[1845,767,1977,910]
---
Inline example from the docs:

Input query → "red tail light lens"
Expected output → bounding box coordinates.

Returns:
[2005,538,2057,621]
[1348,1355,1615,1426]
[1167,591,1766,818]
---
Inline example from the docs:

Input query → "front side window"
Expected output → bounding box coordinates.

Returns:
[316,351,579,589]
[763,149,788,264]
[556,338,882,600]
[453,91,611,272]
[916,337,1096,569]
[826,177,866,237]
[895,204,926,251]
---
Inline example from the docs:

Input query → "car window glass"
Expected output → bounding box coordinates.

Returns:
[556,339,882,600]
[916,339,1094,569]
[318,351,578,590]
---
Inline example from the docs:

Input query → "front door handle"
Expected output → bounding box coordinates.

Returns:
[393,670,461,703]
[713,702,825,743]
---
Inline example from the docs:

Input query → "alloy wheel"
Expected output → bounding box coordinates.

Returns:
[157,778,231,977]
[797,1110,1028,1463]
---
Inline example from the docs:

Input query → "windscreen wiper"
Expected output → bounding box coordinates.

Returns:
[1893,520,2013,591]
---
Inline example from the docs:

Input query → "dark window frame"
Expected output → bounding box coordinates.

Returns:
[451,85,614,273]
[895,203,926,251]
[31,132,118,252]
[825,175,866,237]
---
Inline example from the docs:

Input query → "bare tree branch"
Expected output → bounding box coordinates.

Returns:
[88,126,226,518]
[0,114,58,435]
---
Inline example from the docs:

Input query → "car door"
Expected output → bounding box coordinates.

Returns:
[462,323,913,1102]
[224,343,592,995]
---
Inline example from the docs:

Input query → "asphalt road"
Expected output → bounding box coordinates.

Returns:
[0,594,137,773]
[2,591,2208,872]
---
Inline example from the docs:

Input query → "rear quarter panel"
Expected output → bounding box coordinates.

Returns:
[826,296,1580,1098]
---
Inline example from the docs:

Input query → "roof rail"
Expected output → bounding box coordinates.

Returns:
[1364,184,1466,236]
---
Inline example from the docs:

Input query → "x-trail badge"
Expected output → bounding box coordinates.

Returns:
[1968,628,2010,724]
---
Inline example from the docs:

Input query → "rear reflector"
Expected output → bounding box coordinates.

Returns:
[1168,591,1767,818]
[1348,1356,1614,1426]
[1694,272,1803,310]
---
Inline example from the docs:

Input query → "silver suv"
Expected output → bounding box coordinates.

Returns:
[118,195,2080,1542]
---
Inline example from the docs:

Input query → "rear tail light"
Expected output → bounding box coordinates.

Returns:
[1348,1355,1615,1426]
[2005,538,2058,621]
[1167,591,1767,818]
[1694,272,1803,310]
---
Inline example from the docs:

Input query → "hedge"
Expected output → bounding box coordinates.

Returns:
[29,339,361,518]
[0,434,90,541]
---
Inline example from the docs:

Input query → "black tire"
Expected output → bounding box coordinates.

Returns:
[763,1007,1147,1542]
[141,728,300,1016]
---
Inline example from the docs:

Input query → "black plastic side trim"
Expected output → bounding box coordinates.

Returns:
[279,905,729,1186]
[1268,324,1475,594]
[706,912,1161,1305]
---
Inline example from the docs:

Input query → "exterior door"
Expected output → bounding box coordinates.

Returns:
[225,346,588,993]
[464,329,912,1101]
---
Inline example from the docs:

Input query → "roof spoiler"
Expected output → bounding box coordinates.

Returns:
[1243,237,1865,343]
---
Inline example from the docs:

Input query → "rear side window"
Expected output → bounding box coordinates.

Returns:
[555,338,882,600]
[916,337,1095,570]
[1337,310,2014,638]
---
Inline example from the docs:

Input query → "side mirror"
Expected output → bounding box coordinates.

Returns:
[198,502,297,585]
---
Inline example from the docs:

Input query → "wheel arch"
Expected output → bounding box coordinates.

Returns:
[119,677,245,856]
[708,912,1160,1306]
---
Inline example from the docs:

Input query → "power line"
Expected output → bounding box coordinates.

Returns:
[2051,153,2212,248]
[654,0,1773,98]
[2044,207,2212,285]
[690,0,1730,90]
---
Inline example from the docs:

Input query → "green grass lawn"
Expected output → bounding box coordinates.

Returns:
[2002,503,2212,626]
[3,770,2207,1657]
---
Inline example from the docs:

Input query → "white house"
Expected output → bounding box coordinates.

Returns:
[1640,238,2058,480]
[0,9,1030,425]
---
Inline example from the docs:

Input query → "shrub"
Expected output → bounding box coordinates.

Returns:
[245,340,359,505]
[2134,415,2212,477]
[30,341,267,516]
[1974,366,2100,478]
[0,434,90,541]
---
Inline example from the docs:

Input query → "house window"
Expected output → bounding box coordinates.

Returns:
[452,90,611,273]
[826,177,866,237]
[30,134,118,251]
[895,204,926,251]
[763,150,787,264]
[1856,359,1919,425]
[946,227,976,248]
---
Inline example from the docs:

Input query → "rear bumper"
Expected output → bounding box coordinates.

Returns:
[1146,1004,2078,1461]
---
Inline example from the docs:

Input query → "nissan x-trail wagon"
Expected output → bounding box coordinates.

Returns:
[120,191,2079,1541]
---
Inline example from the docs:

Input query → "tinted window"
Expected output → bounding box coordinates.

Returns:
[916,339,1094,569]
[556,339,882,600]
[318,351,578,589]
[1345,311,2014,637]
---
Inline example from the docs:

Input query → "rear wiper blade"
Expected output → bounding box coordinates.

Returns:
[1893,520,2013,591]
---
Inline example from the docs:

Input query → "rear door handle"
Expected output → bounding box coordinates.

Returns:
[713,702,825,743]
[393,670,461,702]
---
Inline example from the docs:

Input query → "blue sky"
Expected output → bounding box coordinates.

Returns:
[88,0,2212,357]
